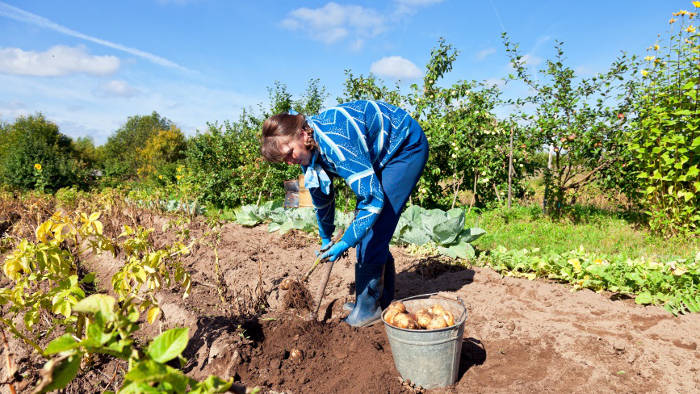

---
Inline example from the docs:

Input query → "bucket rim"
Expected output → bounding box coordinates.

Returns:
[382,292,467,333]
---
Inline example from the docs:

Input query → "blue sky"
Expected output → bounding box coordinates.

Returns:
[0,0,694,145]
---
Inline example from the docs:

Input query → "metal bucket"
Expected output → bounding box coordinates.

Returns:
[382,293,467,389]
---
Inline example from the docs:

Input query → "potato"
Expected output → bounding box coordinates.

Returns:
[426,316,448,330]
[289,348,304,361]
[387,301,406,313]
[430,303,447,317]
[415,309,433,329]
[442,310,455,327]
[392,313,418,329]
[384,307,402,325]
[279,278,295,290]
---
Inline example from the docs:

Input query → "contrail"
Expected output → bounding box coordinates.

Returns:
[488,0,506,33]
[0,1,192,73]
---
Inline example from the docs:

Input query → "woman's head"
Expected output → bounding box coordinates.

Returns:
[260,113,316,166]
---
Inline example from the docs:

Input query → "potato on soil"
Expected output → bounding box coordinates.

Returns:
[280,277,295,290]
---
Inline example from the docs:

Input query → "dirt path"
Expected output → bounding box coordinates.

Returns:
[4,218,700,393]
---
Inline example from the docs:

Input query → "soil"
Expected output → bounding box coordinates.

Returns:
[2,209,700,393]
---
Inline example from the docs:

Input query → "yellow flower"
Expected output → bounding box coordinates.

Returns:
[34,163,42,171]
[670,18,677,24]
[176,175,183,180]
[568,258,582,273]
[641,69,649,77]
[158,175,163,179]
[644,55,655,61]
[687,25,696,32]
[694,1,700,8]
[653,44,659,50]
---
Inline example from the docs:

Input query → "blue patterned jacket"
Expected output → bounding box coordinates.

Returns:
[302,100,416,248]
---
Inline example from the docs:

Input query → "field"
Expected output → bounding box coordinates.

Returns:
[1,198,698,393]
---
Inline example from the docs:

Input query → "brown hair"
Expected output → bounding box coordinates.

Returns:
[260,113,317,162]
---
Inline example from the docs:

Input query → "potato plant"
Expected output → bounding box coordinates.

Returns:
[0,210,231,392]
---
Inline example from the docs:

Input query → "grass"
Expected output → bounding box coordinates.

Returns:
[466,203,699,261]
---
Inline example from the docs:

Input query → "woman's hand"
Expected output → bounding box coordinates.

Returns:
[320,240,350,262]
[316,237,333,257]
[321,237,333,251]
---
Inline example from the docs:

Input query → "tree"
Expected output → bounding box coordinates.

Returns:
[99,111,173,181]
[503,34,631,216]
[0,114,81,191]
[138,125,187,177]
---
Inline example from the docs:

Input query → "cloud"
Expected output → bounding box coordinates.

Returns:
[281,2,385,45]
[95,80,139,98]
[0,45,119,77]
[476,47,496,61]
[484,77,505,88]
[0,1,191,72]
[394,0,443,16]
[370,56,421,80]
[521,54,542,67]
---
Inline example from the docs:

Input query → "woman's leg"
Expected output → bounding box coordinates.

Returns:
[345,124,429,326]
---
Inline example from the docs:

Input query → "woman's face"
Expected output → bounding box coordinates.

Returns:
[278,130,313,166]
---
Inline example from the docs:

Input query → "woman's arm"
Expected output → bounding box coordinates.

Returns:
[309,182,335,240]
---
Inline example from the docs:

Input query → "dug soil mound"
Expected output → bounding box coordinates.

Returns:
[2,211,700,393]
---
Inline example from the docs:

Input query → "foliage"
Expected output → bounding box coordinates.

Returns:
[137,126,187,179]
[0,209,223,392]
[339,38,529,209]
[503,34,633,216]
[185,80,328,209]
[626,7,700,235]
[480,246,700,315]
[234,202,485,260]
[392,205,486,259]
[99,112,174,183]
[0,114,89,192]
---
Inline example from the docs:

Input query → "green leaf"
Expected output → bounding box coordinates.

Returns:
[73,294,115,321]
[635,291,653,305]
[459,227,486,243]
[189,376,234,394]
[80,272,96,284]
[118,381,161,394]
[147,328,189,363]
[45,334,79,355]
[438,240,475,260]
[36,355,81,393]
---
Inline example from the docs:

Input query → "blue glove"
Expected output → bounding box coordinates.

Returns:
[321,237,333,250]
[316,238,333,257]
[320,240,350,262]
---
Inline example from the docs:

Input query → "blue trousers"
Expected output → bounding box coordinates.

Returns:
[354,119,429,307]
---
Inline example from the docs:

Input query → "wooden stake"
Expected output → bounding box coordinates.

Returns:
[507,127,514,209]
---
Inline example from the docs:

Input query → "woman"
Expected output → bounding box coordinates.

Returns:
[261,99,429,327]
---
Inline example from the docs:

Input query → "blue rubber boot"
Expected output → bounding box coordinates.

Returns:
[379,254,395,309]
[343,265,383,327]
[343,254,395,312]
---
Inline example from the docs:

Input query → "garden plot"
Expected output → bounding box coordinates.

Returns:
[2,210,700,393]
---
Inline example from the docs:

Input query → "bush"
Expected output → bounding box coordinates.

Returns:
[625,7,700,235]
[0,114,87,192]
